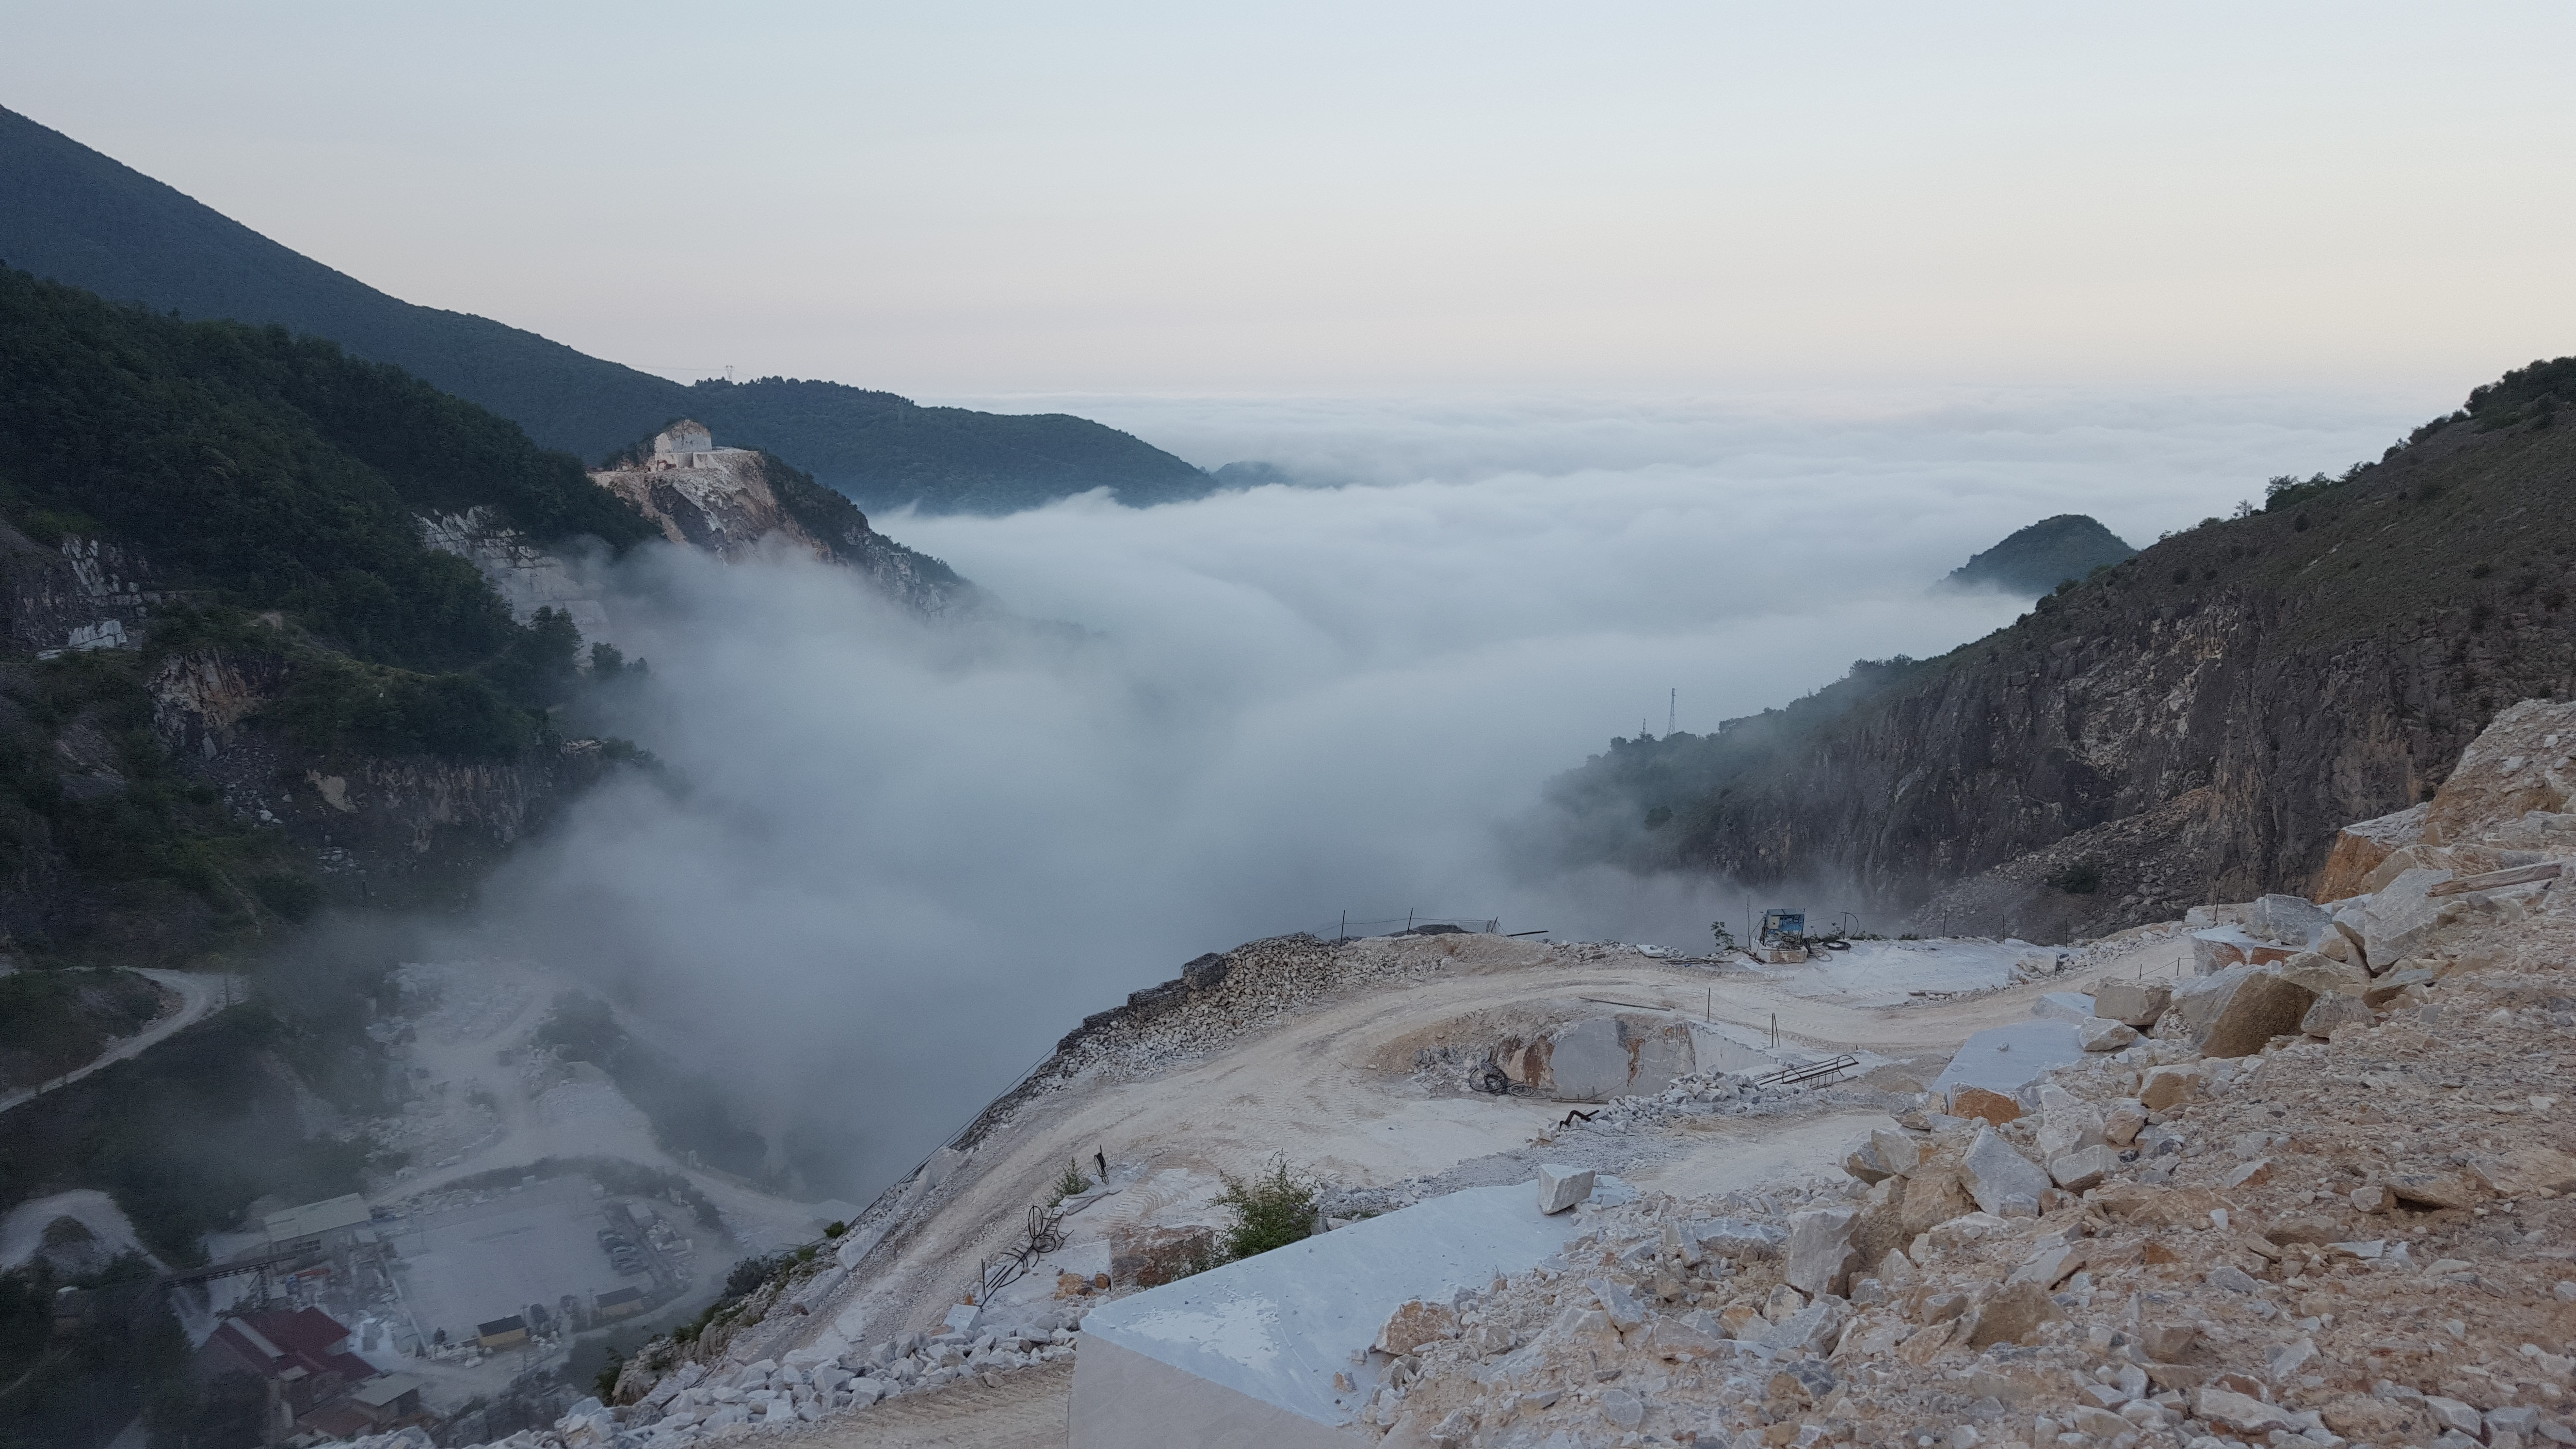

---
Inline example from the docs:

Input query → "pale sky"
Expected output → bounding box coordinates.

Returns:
[9,2,2574,400]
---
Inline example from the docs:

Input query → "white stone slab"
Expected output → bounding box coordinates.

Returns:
[1928,1020,2084,1099]
[1076,1181,1601,1435]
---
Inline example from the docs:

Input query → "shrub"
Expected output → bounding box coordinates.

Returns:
[2045,860,2102,895]
[249,871,321,923]
[1052,1161,1090,1205]
[1212,1158,1321,1261]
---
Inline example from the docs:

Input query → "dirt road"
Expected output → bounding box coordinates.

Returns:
[814,930,2103,1352]
[0,968,238,1117]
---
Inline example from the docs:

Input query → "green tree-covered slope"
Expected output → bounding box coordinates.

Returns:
[1944,513,2138,596]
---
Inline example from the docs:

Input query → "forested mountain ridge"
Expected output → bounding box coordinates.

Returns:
[0,263,668,958]
[0,103,1213,515]
[1541,358,2576,942]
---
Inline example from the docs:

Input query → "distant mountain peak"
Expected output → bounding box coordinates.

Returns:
[1945,514,2137,596]
[0,104,1208,517]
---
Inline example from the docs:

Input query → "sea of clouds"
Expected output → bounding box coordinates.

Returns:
[469,387,2428,1201]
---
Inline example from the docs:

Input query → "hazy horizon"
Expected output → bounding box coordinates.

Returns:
[9,5,2575,403]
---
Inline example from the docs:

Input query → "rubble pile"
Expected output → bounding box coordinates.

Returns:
[604,1306,1079,1445]
[334,1309,1084,1449]
[1039,932,1585,1087]
[1558,1069,1851,1135]
[1339,703,2576,1448]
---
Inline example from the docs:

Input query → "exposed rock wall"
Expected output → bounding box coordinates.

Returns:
[419,507,614,641]
[144,645,614,880]
[0,525,168,658]
[1556,412,2576,944]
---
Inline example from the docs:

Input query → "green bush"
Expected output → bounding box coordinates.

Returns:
[1052,1160,1091,1204]
[1212,1158,1321,1261]
[2045,860,2103,895]
[248,871,321,923]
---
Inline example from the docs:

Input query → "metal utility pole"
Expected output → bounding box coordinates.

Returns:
[1668,689,1676,737]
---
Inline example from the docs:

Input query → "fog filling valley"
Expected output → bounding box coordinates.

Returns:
[457,389,2424,1204]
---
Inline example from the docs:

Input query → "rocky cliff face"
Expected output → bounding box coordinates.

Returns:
[148,645,608,880]
[0,527,169,658]
[1544,395,2576,944]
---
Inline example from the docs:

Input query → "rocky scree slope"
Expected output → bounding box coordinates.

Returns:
[1544,360,2576,944]
[1324,698,2576,1449]
[0,103,1214,515]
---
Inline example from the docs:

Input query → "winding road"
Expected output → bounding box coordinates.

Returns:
[0,968,239,1116]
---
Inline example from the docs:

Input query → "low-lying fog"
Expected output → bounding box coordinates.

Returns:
[466,388,2423,1202]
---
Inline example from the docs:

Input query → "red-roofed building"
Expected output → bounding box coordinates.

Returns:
[196,1306,386,1443]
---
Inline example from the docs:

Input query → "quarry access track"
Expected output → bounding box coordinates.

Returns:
[798,929,2169,1361]
[0,968,237,1117]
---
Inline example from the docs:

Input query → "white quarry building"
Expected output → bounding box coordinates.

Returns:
[648,420,717,467]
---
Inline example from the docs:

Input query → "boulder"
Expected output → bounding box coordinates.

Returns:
[2386,1173,2477,1211]
[2032,991,2095,1023]
[1961,1126,2051,1218]
[1843,1139,1895,1185]
[2363,967,2436,1008]
[1783,1207,1864,1298]
[2274,951,2369,997]
[2246,893,2332,948]
[2190,927,2251,974]
[2169,965,2317,1057]
[2464,1146,2576,1198]
[2421,699,2576,844]
[2138,1321,2197,1360]
[2196,1387,2293,1436]
[1869,1128,1921,1178]
[1540,1015,1698,1101]
[1947,1085,2023,1126]
[2033,1086,2103,1160]
[2300,993,2374,1038]
[2007,1240,2088,1289]
[1536,1163,1595,1214]
[2101,1099,2148,1146]
[1584,1277,1645,1331]
[2424,1397,2486,1437]
[2048,1145,2119,1191]
[2139,1063,2205,1111]
[2362,868,2455,971]
[1755,1297,1850,1356]
[1963,1280,2057,1348]
[1688,1217,1787,1260]
[1375,1299,1459,1355]
[2313,803,2429,901]
[2077,1016,2138,1052]
[2091,980,2171,1027]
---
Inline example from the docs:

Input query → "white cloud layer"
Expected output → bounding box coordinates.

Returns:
[471,389,2415,1201]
